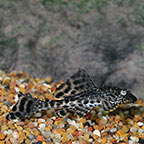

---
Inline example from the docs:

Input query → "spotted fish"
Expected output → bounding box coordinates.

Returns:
[6,68,137,120]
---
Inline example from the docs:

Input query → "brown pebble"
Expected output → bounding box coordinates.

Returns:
[27,122,35,128]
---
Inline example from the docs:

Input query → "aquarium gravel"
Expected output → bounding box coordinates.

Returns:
[0,70,144,144]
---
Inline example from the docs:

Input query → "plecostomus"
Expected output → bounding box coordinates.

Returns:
[6,68,137,120]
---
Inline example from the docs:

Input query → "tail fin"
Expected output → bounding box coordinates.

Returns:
[6,92,46,120]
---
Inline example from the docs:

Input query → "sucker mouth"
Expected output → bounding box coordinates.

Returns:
[122,93,137,104]
[128,93,137,103]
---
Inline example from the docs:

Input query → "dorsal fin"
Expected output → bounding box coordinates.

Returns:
[54,68,97,99]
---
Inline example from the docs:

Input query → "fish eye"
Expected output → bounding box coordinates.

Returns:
[120,90,127,96]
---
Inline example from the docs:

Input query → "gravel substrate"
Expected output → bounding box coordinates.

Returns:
[0,70,144,144]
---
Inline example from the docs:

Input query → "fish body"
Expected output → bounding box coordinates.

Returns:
[6,68,137,120]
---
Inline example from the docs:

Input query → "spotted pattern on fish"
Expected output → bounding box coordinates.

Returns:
[6,68,137,120]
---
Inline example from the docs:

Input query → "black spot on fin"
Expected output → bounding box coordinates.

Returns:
[54,68,97,99]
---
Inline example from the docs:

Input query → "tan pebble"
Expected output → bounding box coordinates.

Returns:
[13,131,19,139]
[79,122,84,129]
[84,133,89,141]
[26,131,30,137]
[10,138,18,144]
[2,77,11,85]
[17,137,24,144]
[1,125,8,131]
[19,131,27,140]
[79,117,86,123]
[130,136,139,142]
[45,125,52,131]
[62,133,69,142]
[99,116,107,125]
[27,122,35,128]
[16,121,25,126]
[122,125,129,133]
[17,126,23,131]
[0,141,5,144]
[0,96,4,102]
[25,138,31,144]
[134,115,142,122]
[5,139,11,144]
[127,118,134,125]
[67,128,73,134]
[33,128,40,136]
[1,105,9,111]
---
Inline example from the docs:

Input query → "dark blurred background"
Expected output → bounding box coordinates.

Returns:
[0,0,144,99]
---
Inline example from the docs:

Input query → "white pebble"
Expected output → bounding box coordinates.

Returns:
[75,123,80,129]
[67,119,79,129]
[88,131,92,135]
[128,140,135,144]
[7,129,13,135]
[43,83,49,87]
[14,87,19,93]
[33,122,38,127]
[93,129,101,137]
[102,116,107,120]
[101,130,105,133]
[55,133,61,139]
[137,122,144,127]
[53,138,60,143]
[14,94,19,102]
[38,118,45,122]
[0,77,2,81]
[12,131,19,139]
[110,128,117,133]
[50,133,54,138]
[68,134,74,140]
[114,136,119,140]
[3,131,7,135]
[39,123,45,128]
[43,131,51,137]
[87,120,92,125]
[38,124,45,132]
[130,126,137,133]
[138,129,144,133]
[3,130,13,135]
[35,113,42,117]
[118,122,123,126]
[88,138,93,142]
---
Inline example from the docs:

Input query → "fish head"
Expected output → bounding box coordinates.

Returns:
[100,86,137,111]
